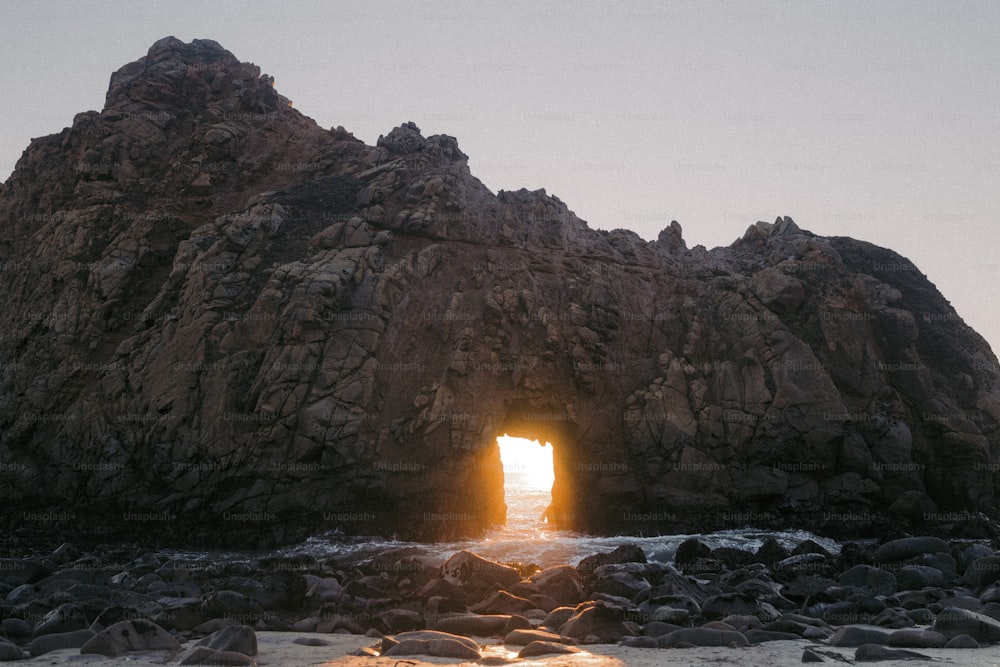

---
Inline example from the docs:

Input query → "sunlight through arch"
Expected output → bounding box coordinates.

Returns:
[497,435,555,525]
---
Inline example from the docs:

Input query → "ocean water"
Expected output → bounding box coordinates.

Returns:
[161,467,840,569]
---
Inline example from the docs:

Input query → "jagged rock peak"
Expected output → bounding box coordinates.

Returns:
[104,35,290,115]
[377,121,469,166]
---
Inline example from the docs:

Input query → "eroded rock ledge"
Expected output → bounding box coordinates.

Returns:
[0,37,998,547]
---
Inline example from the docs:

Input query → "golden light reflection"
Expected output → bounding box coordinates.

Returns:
[497,435,555,491]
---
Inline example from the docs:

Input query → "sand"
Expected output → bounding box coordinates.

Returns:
[14,632,1000,667]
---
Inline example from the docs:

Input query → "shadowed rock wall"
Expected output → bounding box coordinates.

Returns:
[1,38,998,547]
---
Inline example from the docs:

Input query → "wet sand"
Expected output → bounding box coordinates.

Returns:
[18,632,1000,666]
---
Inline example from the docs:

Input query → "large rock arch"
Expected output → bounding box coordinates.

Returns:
[1,38,999,547]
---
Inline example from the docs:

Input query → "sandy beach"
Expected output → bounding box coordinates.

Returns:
[12,632,1000,667]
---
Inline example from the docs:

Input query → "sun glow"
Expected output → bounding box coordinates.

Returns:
[497,435,555,491]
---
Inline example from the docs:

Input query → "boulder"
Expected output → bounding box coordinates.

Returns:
[887,629,946,648]
[872,537,950,564]
[854,643,932,661]
[304,577,342,603]
[518,640,580,657]
[431,614,524,637]
[963,556,1000,589]
[830,626,892,647]
[872,608,915,629]
[943,634,980,649]
[470,590,535,615]
[178,646,254,665]
[838,565,896,596]
[27,629,95,656]
[701,592,780,622]
[591,571,651,600]
[560,601,636,643]
[200,590,262,620]
[379,609,424,633]
[31,602,90,637]
[383,631,481,659]
[503,628,574,645]
[894,565,946,590]
[0,638,24,662]
[933,607,1000,642]
[578,545,647,577]
[80,619,180,657]
[192,624,257,655]
[441,551,520,594]
[526,565,585,606]
[657,628,750,647]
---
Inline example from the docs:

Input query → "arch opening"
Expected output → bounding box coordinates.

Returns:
[496,435,554,527]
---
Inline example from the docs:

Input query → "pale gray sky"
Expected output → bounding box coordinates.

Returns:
[2,1,998,354]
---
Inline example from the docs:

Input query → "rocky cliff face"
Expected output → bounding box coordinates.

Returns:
[2,37,999,547]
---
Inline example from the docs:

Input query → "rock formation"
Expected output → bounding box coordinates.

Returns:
[1,37,998,547]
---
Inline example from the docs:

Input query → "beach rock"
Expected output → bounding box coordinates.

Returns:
[383,631,481,659]
[304,577,342,603]
[178,646,254,665]
[642,621,683,637]
[518,640,580,657]
[674,538,712,567]
[560,601,636,643]
[872,608,915,629]
[943,634,980,648]
[939,595,983,611]
[963,556,1000,589]
[838,565,896,596]
[192,624,257,655]
[578,545,647,577]
[31,602,90,637]
[1,618,32,641]
[745,629,802,642]
[200,590,262,620]
[379,609,424,633]
[801,647,825,662]
[621,636,660,648]
[932,607,1000,642]
[524,565,585,606]
[541,606,577,631]
[27,629,95,656]
[701,592,780,622]
[591,571,651,600]
[904,609,935,624]
[830,626,892,647]
[658,627,750,647]
[646,593,701,617]
[80,619,180,657]
[646,605,690,624]
[292,637,330,646]
[0,560,48,588]
[442,551,520,594]
[754,537,792,566]
[887,629,946,648]
[503,628,574,645]
[432,614,522,637]
[956,544,995,574]
[392,630,480,651]
[854,643,932,661]
[470,590,535,615]
[0,638,24,662]
[894,565,946,590]
[872,537,950,564]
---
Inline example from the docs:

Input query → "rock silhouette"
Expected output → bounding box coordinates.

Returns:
[1,37,998,547]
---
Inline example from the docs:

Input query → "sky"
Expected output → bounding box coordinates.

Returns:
[2,1,998,355]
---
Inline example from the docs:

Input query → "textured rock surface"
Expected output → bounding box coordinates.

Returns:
[1,37,1000,547]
